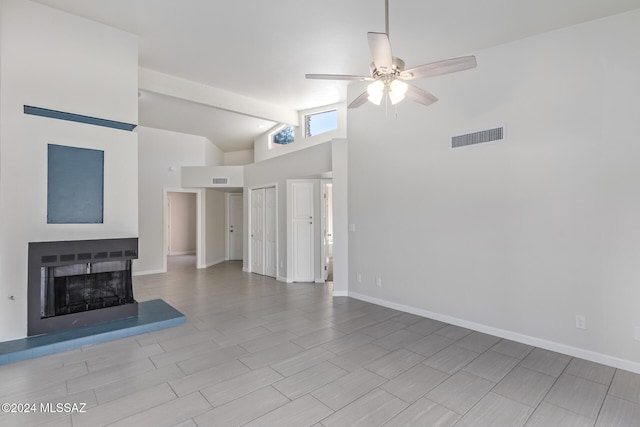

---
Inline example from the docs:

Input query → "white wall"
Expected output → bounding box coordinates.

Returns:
[182,165,244,189]
[0,0,138,341]
[136,126,223,274]
[244,142,332,280]
[254,103,346,163]
[347,10,640,371]
[205,189,227,267]
[224,149,254,165]
[168,192,197,255]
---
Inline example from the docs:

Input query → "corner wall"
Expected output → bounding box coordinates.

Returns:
[347,10,640,371]
[136,126,223,274]
[205,189,226,267]
[0,0,138,341]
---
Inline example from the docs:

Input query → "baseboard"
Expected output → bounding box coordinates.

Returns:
[168,251,196,256]
[276,275,287,282]
[315,279,325,284]
[348,291,640,375]
[205,258,226,268]
[332,291,348,297]
[132,268,166,276]
[242,267,250,273]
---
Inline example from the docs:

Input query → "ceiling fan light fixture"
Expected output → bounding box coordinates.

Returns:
[305,1,477,109]
[367,80,384,105]
[388,79,408,104]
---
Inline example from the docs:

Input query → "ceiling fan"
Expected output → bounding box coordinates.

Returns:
[305,0,477,108]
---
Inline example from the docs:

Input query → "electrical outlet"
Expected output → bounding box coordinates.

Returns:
[357,273,362,284]
[349,224,356,232]
[376,277,382,288]
[575,315,586,330]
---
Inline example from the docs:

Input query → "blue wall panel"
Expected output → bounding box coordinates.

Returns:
[47,144,104,224]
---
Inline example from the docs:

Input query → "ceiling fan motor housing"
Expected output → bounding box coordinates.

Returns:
[370,57,405,79]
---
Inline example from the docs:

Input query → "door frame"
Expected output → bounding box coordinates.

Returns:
[163,188,205,271]
[226,192,244,261]
[247,183,278,276]
[320,179,333,282]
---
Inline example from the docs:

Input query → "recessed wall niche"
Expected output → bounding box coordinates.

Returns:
[47,144,104,224]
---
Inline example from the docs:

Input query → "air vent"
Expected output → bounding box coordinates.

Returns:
[41,255,57,263]
[452,126,504,149]
[211,177,229,185]
[60,254,75,262]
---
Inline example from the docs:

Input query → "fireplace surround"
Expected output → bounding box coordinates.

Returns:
[28,238,138,336]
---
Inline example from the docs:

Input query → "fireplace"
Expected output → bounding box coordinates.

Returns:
[28,238,138,336]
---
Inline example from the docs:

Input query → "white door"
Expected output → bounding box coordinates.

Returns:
[265,187,277,278]
[292,182,314,282]
[250,189,265,275]
[228,193,243,260]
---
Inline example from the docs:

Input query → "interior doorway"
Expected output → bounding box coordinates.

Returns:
[163,188,204,272]
[321,181,334,282]
[167,191,197,270]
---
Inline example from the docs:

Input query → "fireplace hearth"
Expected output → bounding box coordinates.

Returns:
[28,238,138,336]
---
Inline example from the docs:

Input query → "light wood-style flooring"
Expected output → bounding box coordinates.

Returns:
[1,260,639,426]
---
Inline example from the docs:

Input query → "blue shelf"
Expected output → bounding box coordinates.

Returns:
[0,299,184,365]
[24,105,137,131]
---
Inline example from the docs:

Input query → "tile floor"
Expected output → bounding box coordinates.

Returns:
[1,260,639,426]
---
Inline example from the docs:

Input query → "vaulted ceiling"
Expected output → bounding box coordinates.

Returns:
[34,0,640,152]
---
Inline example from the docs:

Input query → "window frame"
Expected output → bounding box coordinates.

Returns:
[304,109,338,138]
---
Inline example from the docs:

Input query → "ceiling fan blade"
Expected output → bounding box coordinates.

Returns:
[405,83,438,107]
[348,90,369,109]
[305,74,372,81]
[401,55,477,80]
[368,32,393,73]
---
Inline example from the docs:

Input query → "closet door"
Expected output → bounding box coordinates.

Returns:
[265,187,277,278]
[250,189,265,275]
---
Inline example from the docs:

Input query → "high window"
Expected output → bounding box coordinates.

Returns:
[305,110,337,137]
[272,126,294,146]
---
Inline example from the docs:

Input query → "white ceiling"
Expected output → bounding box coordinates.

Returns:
[34,0,640,152]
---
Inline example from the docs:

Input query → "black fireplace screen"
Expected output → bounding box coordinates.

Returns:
[41,260,134,318]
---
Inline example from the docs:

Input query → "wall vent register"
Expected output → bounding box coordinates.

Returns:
[452,126,504,149]
[212,177,229,185]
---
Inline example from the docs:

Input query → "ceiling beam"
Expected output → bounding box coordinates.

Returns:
[139,67,299,126]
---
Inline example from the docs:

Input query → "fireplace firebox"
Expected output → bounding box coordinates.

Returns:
[28,238,138,336]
